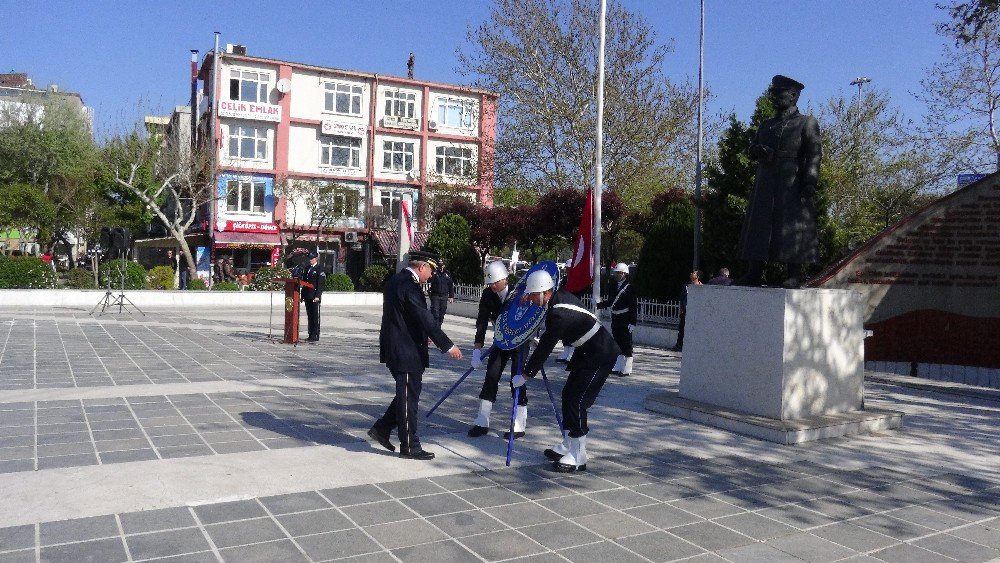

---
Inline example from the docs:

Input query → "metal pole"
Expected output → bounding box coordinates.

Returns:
[693,0,705,271]
[209,32,220,288]
[591,0,607,311]
[190,50,198,151]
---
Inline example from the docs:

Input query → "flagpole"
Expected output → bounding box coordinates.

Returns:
[693,0,705,271]
[592,0,607,310]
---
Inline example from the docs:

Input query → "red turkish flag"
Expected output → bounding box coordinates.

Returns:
[564,188,593,293]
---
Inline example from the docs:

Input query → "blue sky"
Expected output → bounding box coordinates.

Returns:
[2,1,947,136]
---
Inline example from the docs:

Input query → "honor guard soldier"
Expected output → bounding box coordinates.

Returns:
[515,270,620,472]
[597,262,636,376]
[368,250,462,460]
[468,261,530,439]
[555,260,575,364]
[298,251,326,342]
[428,260,454,328]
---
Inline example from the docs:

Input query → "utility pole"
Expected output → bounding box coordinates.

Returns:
[693,0,705,271]
[850,76,871,105]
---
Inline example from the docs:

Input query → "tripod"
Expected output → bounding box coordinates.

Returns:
[90,250,145,316]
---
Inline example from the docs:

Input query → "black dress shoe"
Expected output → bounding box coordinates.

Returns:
[467,425,489,437]
[543,449,563,461]
[553,461,586,472]
[399,449,435,460]
[503,431,525,439]
[367,427,395,452]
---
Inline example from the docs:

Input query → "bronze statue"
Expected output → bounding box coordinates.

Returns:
[737,75,821,288]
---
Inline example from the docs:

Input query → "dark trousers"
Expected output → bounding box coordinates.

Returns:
[305,299,320,340]
[611,317,633,357]
[675,308,687,349]
[375,369,424,453]
[562,355,616,438]
[429,296,449,328]
[478,347,528,406]
[179,269,189,290]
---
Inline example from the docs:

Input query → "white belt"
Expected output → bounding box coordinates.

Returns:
[611,308,628,315]
[570,322,601,347]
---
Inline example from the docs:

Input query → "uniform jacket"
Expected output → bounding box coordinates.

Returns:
[474,285,509,347]
[429,269,454,297]
[298,263,326,302]
[597,279,637,325]
[739,106,821,263]
[380,268,454,372]
[524,289,620,378]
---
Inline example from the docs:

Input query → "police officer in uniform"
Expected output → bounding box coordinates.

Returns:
[298,251,326,342]
[597,262,636,376]
[468,261,530,439]
[368,250,462,460]
[515,270,620,472]
[428,261,454,328]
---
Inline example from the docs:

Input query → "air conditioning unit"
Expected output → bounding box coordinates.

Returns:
[383,115,399,128]
[427,120,438,131]
[344,231,358,243]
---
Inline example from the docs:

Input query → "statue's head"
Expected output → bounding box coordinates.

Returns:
[769,75,804,110]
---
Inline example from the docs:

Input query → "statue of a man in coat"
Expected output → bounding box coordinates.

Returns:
[737,74,822,288]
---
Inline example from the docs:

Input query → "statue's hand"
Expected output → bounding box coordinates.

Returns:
[749,143,774,162]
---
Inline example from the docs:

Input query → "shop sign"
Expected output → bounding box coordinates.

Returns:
[219,100,282,122]
[222,221,279,233]
[321,119,366,137]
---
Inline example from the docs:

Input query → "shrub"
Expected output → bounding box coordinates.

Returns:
[212,281,240,291]
[66,267,97,289]
[147,266,176,290]
[187,277,207,290]
[326,272,354,292]
[247,265,291,291]
[0,256,57,289]
[98,259,147,290]
[359,263,391,291]
[634,200,694,301]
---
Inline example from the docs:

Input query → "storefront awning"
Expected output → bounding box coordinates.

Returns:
[213,231,283,249]
[371,228,429,257]
[134,234,209,249]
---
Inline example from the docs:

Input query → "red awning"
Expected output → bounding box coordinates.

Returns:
[213,231,282,249]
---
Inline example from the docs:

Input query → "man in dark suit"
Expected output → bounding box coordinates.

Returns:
[707,267,733,286]
[297,251,326,342]
[428,261,454,328]
[368,250,462,460]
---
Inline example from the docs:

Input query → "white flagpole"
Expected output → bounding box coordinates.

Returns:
[592,0,607,310]
[693,0,705,271]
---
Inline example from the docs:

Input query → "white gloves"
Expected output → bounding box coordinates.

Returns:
[628,324,635,334]
[512,374,526,388]
[471,348,482,369]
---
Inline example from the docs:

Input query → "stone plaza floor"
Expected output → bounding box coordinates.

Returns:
[0,305,996,562]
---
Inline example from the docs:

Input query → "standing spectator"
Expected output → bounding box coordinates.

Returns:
[178,251,190,290]
[707,267,733,286]
[213,257,225,283]
[223,256,238,282]
[671,270,702,352]
[428,260,454,329]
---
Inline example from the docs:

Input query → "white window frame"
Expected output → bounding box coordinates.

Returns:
[318,185,362,219]
[379,189,410,218]
[227,124,269,161]
[435,146,475,177]
[229,69,270,103]
[382,140,415,172]
[319,135,362,169]
[324,81,364,116]
[384,89,416,118]
[436,97,474,129]
[226,179,267,214]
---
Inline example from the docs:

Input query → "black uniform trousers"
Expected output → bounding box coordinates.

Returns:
[610,316,633,357]
[562,354,617,438]
[374,369,424,453]
[675,308,687,350]
[429,296,449,328]
[305,299,321,340]
[478,347,529,406]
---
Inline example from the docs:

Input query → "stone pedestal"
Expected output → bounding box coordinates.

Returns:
[645,286,902,444]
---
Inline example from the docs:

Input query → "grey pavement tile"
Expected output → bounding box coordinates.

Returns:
[713,512,800,541]
[258,491,331,515]
[91,429,145,441]
[294,528,382,561]
[870,482,948,506]
[933,473,1000,492]
[157,445,215,459]
[669,494,745,519]
[120,507,197,535]
[708,488,787,511]
[40,514,119,546]
[199,430,254,444]
[624,502,703,529]
[0,436,34,448]
[192,499,267,525]
[392,539,479,562]
[365,518,448,550]
[870,542,949,563]
[547,473,620,494]
[851,513,938,540]
[95,438,152,453]
[949,523,1000,548]
[138,551,218,562]
[400,492,476,517]
[340,499,417,526]
[208,441,265,454]
[519,519,602,550]
[0,524,35,551]
[455,485,527,508]
[500,553,565,563]
[616,530,707,562]
[668,520,756,551]
[572,510,656,539]
[922,497,998,522]
[36,442,95,457]
[150,434,206,448]
[429,472,497,492]
[558,540,648,562]
[378,477,446,499]
[0,549,35,563]
[599,469,659,488]
[204,517,286,549]
[428,510,509,538]
[217,539,308,563]
[125,527,211,560]
[766,532,858,562]
[0,446,35,462]
[715,543,808,563]
[319,484,392,507]
[537,494,610,518]
[757,503,840,530]
[912,532,1000,562]
[276,508,353,537]
[501,479,575,500]
[885,504,971,531]
[99,449,159,464]
[810,521,899,552]
[586,488,659,510]
[794,495,879,520]
[39,537,128,562]
[142,425,194,437]
[485,502,562,528]
[631,480,701,502]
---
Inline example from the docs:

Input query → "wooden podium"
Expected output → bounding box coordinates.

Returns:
[275,278,313,345]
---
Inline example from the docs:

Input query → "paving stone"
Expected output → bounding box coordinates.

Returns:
[669,494,745,519]
[715,543,808,563]
[0,524,35,551]
[125,527,211,560]
[624,502,703,529]
[455,485,527,508]
[428,510,509,538]
[429,471,497,492]
[949,522,1000,549]
[757,503,841,530]
[518,519,602,550]
[851,513,937,540]
[501,479,575,500]
[484,502,561,528]
[99,449,158,464]
[713,512,799,541]
[584,488,659,510]
[258,491,331,515]
[39,537,128,562]
[400,492,476,517]
[870,542,948,563]
[886,504,971,531]
[616,530,707,562]
[377,477,446,499]
[558,539,648,562]
[340,499,417,526]
[40,514,119,546]
[766,531,858,562]
[119,507,197,535]
[217,539,308,563]
[294,528,382,560]
[0,549,35,563]
[537,493,610,518]
[204,517,286,549]
[192,499,267,525]
[631,480,701,502]
[208,440,265,454]
[392,539,479,562]
[320,484,392,506]
[922,497,998,522]
[810,521,899,552]
[572,510,656,539]
[912,532,1000,562]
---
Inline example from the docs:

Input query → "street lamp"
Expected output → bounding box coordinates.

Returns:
[850,76,871,102]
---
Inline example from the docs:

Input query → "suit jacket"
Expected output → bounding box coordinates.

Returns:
[299,263,326,301]
[525,289,620,378]
[380,268,454,372]
[474,286,508,347]
[429,270,454,297]
[597,279,637,325]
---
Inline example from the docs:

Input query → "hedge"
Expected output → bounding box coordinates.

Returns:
[0,256,56,289]
[147,265,176,290]
[359,264,391,292]
[66,267,97,289]
[187,278,207,290]
[98,259,147,290]
[248,265,291,291]
[326,272,354,292]
[212,281,240,291]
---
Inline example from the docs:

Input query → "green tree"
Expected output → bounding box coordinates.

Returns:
[424,213,482,284]
[634,198,694,301]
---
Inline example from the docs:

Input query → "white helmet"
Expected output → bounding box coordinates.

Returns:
[525,270,555,294]
[484,261,508,285]
[613,263,630,274]
[564,260,573,269]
